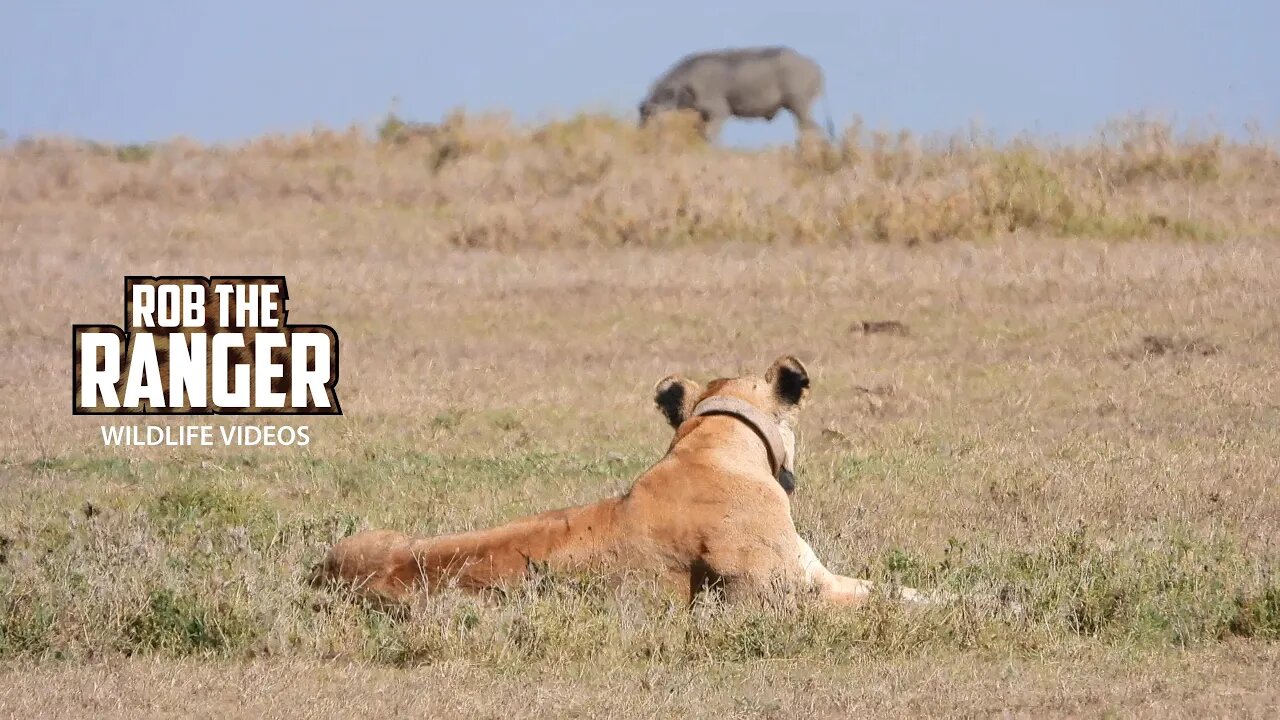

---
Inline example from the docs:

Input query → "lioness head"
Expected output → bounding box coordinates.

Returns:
[652,355,810,493]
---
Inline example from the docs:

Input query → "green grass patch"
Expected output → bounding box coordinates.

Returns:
[120,588,257,657]
[0,590,56,658]
[146,480,271,535]
[113,143,154,163]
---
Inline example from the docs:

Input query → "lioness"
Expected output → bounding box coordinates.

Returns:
[313,355,930,607]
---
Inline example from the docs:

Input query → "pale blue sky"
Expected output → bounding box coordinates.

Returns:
[2,1,1277,147]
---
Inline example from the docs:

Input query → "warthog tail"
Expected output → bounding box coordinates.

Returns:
[821,93,836,140]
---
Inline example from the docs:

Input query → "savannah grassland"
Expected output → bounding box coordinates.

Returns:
[2,111,1280,718]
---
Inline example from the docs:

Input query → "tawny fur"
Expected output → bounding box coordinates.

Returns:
[314,355,933,608]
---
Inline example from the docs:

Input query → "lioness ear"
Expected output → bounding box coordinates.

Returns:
[653,375,702,429]
[765,355,810,407]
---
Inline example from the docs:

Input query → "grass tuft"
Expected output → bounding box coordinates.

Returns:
[121,588,256,656]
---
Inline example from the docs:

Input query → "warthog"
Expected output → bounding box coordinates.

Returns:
[638,46,829,141]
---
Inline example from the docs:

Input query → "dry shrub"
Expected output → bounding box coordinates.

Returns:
[1099,117,1225,185]
[2,112,1276,244]
[633,110,709,154]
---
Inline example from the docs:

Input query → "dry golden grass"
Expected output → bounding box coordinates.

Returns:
[4,111,1278,247]
[2,114,1280,717]
[3,644,1278,719]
